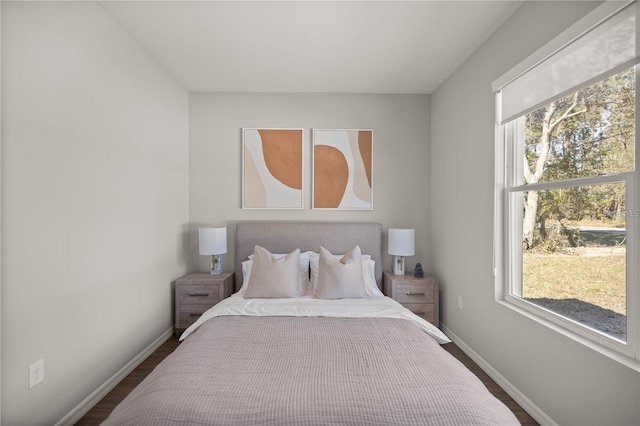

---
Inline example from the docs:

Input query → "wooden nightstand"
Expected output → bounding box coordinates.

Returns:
[174,272,234,336]
[383,272,440,328]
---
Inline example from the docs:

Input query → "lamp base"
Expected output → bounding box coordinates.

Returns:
[210,254,223,275]
[392,255,405,275]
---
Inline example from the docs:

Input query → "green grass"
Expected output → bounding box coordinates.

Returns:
[522,252,626,315]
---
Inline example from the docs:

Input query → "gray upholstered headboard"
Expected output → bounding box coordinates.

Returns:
[234,222,383,292]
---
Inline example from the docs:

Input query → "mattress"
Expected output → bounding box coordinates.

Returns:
[102,296,519,425]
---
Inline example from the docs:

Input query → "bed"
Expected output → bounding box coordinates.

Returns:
[102,222,519,425]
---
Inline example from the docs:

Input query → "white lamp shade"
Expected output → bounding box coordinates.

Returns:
[388,228,415,256]
[199,227,227,255]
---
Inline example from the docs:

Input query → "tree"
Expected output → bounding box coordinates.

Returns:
[522,93,584,248]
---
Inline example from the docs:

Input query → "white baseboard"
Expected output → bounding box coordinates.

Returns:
[442,324,557,426]
[55,327,174,426]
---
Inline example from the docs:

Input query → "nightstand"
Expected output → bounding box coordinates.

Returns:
[174,272,234,336]
[383,272,439,328]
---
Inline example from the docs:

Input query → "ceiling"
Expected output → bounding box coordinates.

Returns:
[99,1,522,94]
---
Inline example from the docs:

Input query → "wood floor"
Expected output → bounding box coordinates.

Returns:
[440,343,539,425]
[76,335,539,425]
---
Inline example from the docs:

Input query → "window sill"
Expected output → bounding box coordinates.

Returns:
[497,298,640,372]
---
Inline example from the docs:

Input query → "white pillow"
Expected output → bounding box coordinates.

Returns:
[309,251,381,296]
[246,250,312,295]
[236,260,253,297]
[243,246,301,298]
[314,246,367,300]
[362,259,384,296]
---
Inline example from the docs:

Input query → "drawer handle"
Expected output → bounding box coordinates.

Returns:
[189,293,210,297]
[189,313,201,317]
[406,292,425,296]
[414,311,425,315]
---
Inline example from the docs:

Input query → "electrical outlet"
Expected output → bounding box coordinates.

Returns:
[457,296,463,310]
[29,359,44,389]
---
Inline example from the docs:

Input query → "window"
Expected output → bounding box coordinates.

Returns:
[494,2,639,367]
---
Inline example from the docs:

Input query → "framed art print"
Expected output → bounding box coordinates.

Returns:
[313,129,373,210]
[242,128,304,209]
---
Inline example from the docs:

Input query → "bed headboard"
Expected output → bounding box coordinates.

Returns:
[235,221,383,292]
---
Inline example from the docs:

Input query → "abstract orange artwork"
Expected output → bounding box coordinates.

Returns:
[313,129,372,210]
[243,128,303,209]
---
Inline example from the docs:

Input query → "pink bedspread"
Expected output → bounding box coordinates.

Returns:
[103,316,519,425]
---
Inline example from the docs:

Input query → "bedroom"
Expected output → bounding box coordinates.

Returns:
[1,1,639,425]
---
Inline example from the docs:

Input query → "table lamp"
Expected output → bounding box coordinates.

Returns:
[199,227,227,275]
[388,228,415,275]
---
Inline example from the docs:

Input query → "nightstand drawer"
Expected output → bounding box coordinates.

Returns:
[178,284,221,305]
[177,304,211,327]
[395,284,435,304]
[403,303,435,323]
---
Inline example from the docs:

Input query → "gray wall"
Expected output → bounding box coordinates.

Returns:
[430,1,640,425]
[189,92,431,274]
[1,2,190,424]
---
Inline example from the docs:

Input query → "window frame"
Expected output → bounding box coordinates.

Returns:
[493,1,640,370]
[494,69,640,370]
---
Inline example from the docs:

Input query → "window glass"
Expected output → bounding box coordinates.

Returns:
[523,67,635,185]
[508,67,634,344]
[518,183,627,341]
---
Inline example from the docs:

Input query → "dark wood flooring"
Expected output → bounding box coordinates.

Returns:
[76,335,538,425]
[441,343,538,425]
